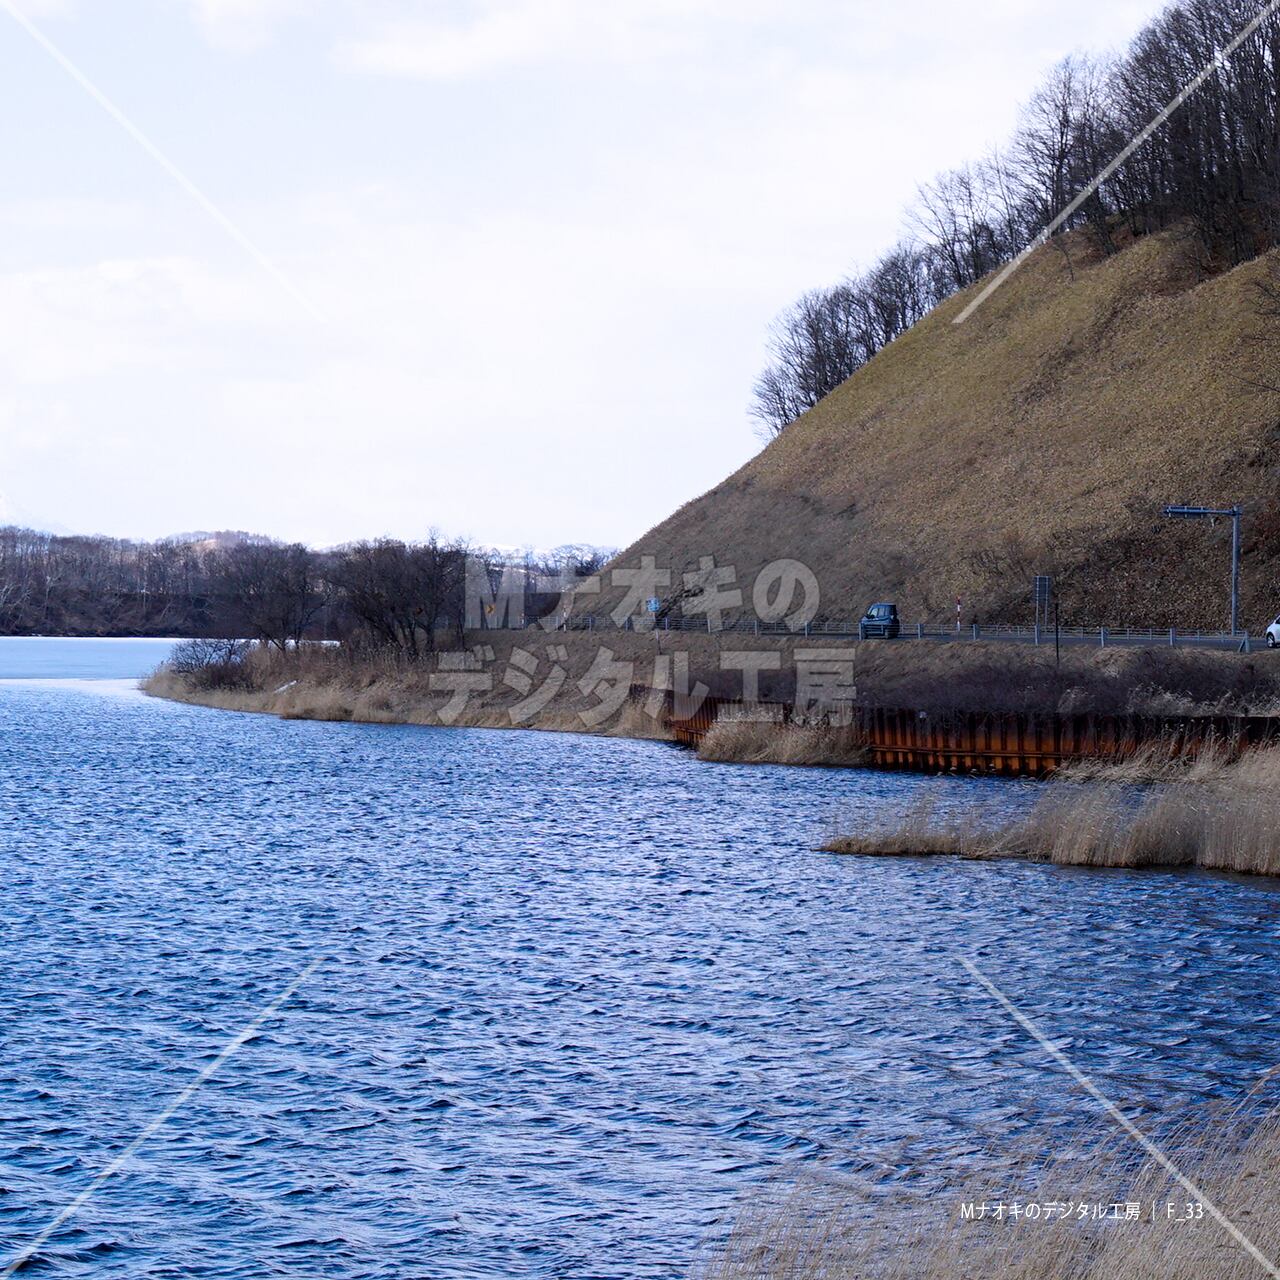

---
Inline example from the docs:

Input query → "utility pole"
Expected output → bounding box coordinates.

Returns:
[1162,504,1243,635]
[1232,505,1241,638]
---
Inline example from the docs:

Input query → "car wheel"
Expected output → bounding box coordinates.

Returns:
[1269,634,1277,649]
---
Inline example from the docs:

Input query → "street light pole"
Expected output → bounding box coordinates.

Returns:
[1162,504,1243,635]
[1231,505,1241,638]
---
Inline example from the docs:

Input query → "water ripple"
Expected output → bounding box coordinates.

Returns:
[0,642,1278,1276]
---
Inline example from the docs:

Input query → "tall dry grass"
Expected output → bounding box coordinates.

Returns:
[699,1097,1280,1279]
[699,710,871,768]
[821,791,996,857]
[1058,733,1240,785]
[826,747,1280,876]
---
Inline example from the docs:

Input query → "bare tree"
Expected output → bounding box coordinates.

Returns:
[751,252,940,436]
[211,541,327,651]
[751,0,1280,439]
[329,537,469,656]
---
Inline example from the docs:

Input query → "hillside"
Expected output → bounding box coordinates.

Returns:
[601,229,1280,631]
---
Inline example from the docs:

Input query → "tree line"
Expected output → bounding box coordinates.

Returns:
[0,526,612,652]
[754,0,1280,435]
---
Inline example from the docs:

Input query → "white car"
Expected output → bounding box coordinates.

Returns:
[1268,616,1280,649]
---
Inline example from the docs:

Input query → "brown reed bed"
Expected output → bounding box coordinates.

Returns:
[698,1095,1280,1279]
[697,711,871,768]
[825,746,1280,876]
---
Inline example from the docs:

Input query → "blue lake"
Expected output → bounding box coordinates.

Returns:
[0,638,1278,1277]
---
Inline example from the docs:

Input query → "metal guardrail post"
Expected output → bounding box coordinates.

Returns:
[972,623,979,640]
[1100,627,1107,648]
[1169,628,1176,647]
[1034,624,1041,645]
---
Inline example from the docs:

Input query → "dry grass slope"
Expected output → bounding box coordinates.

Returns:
[600,228,1280,630]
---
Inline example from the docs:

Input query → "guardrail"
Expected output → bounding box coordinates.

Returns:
[539,615,1258,652]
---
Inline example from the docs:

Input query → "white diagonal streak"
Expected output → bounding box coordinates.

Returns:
[0,0,322,320]
[1,954,325,1277]
[960,955,1280,1279]
[954,0,1280,324]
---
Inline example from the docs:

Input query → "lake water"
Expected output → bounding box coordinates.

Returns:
[1,637,1278,1277]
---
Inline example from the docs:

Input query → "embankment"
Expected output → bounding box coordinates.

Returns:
[145,633,1280,768]
[595,227,1280,632]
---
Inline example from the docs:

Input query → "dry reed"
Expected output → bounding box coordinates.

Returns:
[699,1097,1280,1279]
[699,711,871,768]
[826,747,1280,876]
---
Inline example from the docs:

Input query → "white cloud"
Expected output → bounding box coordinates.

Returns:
[10,0,76,16]
[336,0,1163,84]
[183,0,307,51]
[337,0,779,79]
[0,0,1174,547]
[0,183,791,546]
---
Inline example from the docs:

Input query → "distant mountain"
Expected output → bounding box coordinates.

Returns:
[162,530,277,552]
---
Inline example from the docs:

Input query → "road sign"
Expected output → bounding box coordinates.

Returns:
[646,597,661,613]
[1033,575,1053,630]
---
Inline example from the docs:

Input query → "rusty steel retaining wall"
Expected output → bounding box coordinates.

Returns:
[647,690,1280,777]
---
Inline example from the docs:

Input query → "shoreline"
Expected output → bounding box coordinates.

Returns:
[140,668,674,741]
[149,668,1280,882]
[142,631,1280,773]
[145,646,1280,879]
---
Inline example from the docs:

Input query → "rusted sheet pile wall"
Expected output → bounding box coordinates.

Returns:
[650,690,1280,777]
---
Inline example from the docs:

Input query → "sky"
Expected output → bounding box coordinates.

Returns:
[0,0,1167,550]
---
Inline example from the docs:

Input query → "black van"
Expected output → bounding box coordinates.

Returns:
[859,602,900,639]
